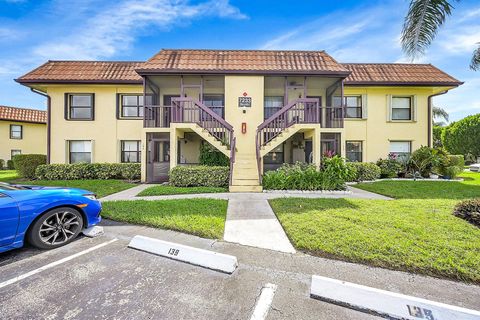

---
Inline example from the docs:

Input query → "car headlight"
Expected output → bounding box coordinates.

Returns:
[83,194,97,200]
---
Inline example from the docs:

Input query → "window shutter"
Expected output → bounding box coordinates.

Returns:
[386,95,392,121]
[361,94,368,119]
[412,95,418,121]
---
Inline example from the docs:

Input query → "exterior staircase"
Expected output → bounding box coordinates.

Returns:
[256,98,321,183]
[230,153,262,192]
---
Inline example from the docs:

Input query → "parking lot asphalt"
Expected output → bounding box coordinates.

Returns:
[1,220,479,320]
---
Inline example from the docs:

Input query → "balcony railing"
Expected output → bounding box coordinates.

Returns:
[144,105,171,128]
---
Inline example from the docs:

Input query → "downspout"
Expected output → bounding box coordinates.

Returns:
[427,90,448,147]
[30,88,51,164]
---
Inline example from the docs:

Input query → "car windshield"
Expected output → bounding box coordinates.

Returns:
[0,182,27,191]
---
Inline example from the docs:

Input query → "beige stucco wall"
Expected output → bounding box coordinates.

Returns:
[343,86,440,162]
[0,120,46,161]
[46,85,143,164]
[42,79,449,179]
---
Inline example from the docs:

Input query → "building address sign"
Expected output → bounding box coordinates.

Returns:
[238,97,252,108]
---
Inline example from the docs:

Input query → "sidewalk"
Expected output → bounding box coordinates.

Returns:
[224,196,295,253]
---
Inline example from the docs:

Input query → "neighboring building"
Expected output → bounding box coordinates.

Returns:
[0,106,47,163]
[16,49,461,191]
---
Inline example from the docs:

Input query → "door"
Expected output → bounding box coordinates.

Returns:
[305,141,313,163]
[0,193,20,247]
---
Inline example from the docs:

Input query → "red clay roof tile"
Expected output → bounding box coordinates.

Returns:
[0,106,46,123]
[342,63,462,86]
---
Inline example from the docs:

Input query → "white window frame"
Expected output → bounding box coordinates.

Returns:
[68,140,92,164]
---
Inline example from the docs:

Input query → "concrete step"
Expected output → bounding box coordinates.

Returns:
[229,185,263,193]
[232,179,260,186]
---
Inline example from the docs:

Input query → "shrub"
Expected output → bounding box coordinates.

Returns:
[199,142,229,166]
[13,154,47,179]
[6,160,14,170]
[433,125,444,148]
[263,156,353,191]
[0,159,4,169]
[408,146,447,178]
[376,158,402,178]
[35,163,140,181]
[442,114,480,158]
[347,162,381,181]
[453,199,480,227]
[169,166,229,187]
[437,154,464,179]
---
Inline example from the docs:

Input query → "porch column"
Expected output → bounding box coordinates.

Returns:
[170,128,179,170]
[141,132,147,183]
[313,128,321,170]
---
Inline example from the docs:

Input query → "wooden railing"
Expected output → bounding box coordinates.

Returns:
[255,98,344,182]
[144,105,171,128]
[171,97,234,147]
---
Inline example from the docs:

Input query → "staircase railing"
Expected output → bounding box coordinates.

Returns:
[171,97,236,185]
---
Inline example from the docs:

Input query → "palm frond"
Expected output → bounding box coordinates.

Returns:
[432,106,449,122]
[470,43,480,71]
[401,0,456,59]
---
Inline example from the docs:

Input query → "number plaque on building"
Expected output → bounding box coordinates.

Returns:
[238,97,252,108]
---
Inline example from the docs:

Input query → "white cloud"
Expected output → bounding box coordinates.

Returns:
[259,4,407,62]
[33,0,246,60]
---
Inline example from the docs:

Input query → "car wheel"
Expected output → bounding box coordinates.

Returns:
[27,207,84,250]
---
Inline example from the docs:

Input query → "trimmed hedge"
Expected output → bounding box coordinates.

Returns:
[453,199,480,227]
[13,154,47,179]
[35,163,140,181]
[347,162,381,182]
[169,166,229,187]
[7,160,14,170]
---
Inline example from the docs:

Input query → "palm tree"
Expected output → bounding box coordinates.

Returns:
[401,0,480,70]
[432,106,449,126]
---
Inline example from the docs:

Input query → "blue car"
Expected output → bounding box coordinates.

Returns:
[0,182,101,253]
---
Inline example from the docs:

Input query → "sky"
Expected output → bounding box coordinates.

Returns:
[0,0,479,122]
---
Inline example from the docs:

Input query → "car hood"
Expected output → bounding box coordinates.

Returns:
[11,185,93,196]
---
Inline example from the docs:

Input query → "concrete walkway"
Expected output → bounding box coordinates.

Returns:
[224,195,296,253]
[100,185,392,202]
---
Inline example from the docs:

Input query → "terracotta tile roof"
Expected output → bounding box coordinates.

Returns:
[16,61,143,84]
[0,106,47,124]
[16,51,461,87]
[137,49,350,74]
[342,63,462,86]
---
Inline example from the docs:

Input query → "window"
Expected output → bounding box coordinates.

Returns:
[69,140,92,163]
[264,144,284,164]
[10,125,22,139]
[202,95,224,118]
[333,96,362,118]
[119,94,144,118]
[66,94,94,120]
[389,141,411,160]
[264,96,284,120]
[121,140,141,163]
[391,97,412,120]
[11,149,21,159]
[346,141,362,162]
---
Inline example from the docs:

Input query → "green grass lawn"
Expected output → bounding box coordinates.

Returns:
[102,199,228,239]
[354,171,480,199]
[137,185,228,196]
[270,197,480,283]
[17,179,135,198]
[0,170,19,182]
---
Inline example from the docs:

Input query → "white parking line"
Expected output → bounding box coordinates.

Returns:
[0,238,118,289]
[250,283,277,320]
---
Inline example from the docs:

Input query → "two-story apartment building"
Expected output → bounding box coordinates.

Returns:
[0,106,47,163]
[16,49,461,191]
